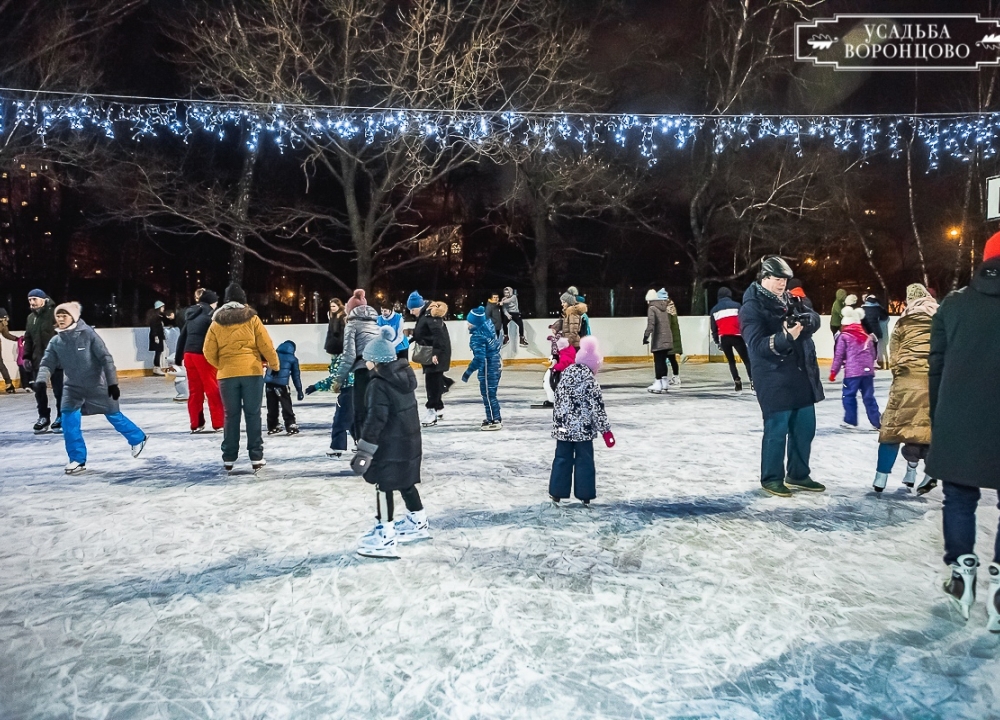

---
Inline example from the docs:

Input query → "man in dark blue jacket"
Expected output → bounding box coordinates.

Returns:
[739,257,825,497]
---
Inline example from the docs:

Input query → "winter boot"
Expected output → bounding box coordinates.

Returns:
[734,378,743,393]
[785,476,826,492]
[943,554,979,620]
[872,471,889,493]
[761,479,792,498]
[902,462,918,490]
[131,435,147,459]
[32,415,50,434]
[988,563,1000,633]
[357,522,399,558]
[267,426,284,435]
[5,384,14,394]
[64,461,86,475]
[394,510,430,543]
[50,416,62,433]
[914,474,937,496]
[420,408,438,427]
[519,337,529,347]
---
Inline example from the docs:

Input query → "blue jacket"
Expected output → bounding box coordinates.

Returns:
[739,283,824,416]
[377,311,410,352]
[264,340,302,393]
[462,321,502,382]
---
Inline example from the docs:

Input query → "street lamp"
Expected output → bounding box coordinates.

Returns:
[947,226,961,240]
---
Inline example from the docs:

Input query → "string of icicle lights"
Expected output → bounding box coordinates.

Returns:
[2,91,1000,169]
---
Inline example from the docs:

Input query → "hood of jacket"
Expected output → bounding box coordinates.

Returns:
[648,299,670,313]
[213,302,257,326]
[374,357,418,393]
[185,302,213,323]
[276,340,297,356]
[348,305,379,322]
[566,302,588,318]
[971,258,1000,297]
[835,288,847,301]
[429,301,449,318]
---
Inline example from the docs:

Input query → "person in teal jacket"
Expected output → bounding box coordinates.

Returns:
[377,302,410,360]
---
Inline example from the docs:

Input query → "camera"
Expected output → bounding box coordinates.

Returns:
[784,298,810,329]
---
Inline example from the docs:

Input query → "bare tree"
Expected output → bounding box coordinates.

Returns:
[131,0,596,289]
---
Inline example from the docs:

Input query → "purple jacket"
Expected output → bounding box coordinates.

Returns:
[831,329,877,379]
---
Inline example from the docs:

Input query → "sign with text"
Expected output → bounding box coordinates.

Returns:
[795,14,1000,71]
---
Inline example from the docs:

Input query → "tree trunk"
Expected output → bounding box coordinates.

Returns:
[531,206,550,318]
[229,141,260,286]
[905,136,930,288]
[355,237,374,291]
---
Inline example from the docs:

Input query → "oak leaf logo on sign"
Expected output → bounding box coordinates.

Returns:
[795,14,1000,71]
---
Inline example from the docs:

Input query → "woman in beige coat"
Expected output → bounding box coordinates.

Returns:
[872,284,938,494]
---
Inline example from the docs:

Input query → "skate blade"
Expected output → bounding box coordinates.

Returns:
[357,547,400,559]
[945,593,973,621]
[396,531,431,544]
[988,610,1000,633]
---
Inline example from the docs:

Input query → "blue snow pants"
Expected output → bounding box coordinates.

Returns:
[330,388,355,452]
[478,354,502,423]
[549,440,596,501]
[62,408,145,464]
[842,376,881,428]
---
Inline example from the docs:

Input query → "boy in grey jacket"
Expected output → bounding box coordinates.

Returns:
[500,287,529,347]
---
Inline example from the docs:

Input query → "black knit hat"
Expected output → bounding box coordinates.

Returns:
[717,287,732,300]
[200,289,219,305]
[224,283,247,304]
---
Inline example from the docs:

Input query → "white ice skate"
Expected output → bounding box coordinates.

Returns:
[988,563,1000,633]
[131,436,147,458]
[646,379,666,394]
[394,510,430,543]
[667,376,681,388]
[357,522,399,558]
[913,473,937,496]
[420,408,438,427]
[943,554,978,620]
[224,461,235,473]
[64,461,86,475]
[872,471,889,493]
[902,462,918,490]
[252,458,267,474]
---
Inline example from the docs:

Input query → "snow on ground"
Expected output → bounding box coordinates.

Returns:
[0,362,998,720]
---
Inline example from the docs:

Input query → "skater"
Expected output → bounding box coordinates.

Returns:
[265,340,303,435]
[407,291,453,427]
[335,289,382,442]
[927,234,1000,629]
[710,287,752,392]
[24,289,63,433]
[173,289,224,432]
[352,326,428,558]
[462,306,503,430]
[664,291,683,387]
[34,302,146,474]
[0,307,20,392]
[203,283,279,473]
[377,302,410,360]
[829,307,881,432]
[643,288,674,394]
[549,335,615,505]
[306,352,356,459]
[325,297,346,356]
[873,284,938,495]
[740,256,825,498]
[829,288,848,337]
[486,294,504,338]
[559,289,588,349]
[500,287,529,347]
[861,294,890,368]
[147,300,174,375]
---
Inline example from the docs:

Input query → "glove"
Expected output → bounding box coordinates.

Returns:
[603,431,616,448]
[23,359,33,374]
[108,384,120,400]
[297,390,304,401]
[350,440,378,476]
[33,380,46,394]
[642,337,649,345]
[305,384,317,395]
[829,373,837,383]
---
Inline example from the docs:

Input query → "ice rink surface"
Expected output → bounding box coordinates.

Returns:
[1,362,998,720]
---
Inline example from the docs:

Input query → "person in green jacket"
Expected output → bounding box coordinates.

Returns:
[663,291,683,388]
[830,288,847,337]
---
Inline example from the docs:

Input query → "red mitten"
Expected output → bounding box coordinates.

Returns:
[829,372,837,383]
[603,431,616,448]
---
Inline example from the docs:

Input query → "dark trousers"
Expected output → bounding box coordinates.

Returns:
[876,442,928,474]
[761,405,816,484]
[652,349,671,379]
[18,364,31,390]
[0,355,10,385]
[942,482,1000,565]
[265,384,296,430]
[502,313,525,340]
[352,367,371,440]
[153,349,162,367]
[35,367,63,420]
[842,376,881,428]
[219,375,265,462]
[397,349,409,361]
[425,371,446,411]
[330,389,355,451]
[667,353,679,376]
[549,440,597,501]
[719,335,752,381]
[376,486,423,522]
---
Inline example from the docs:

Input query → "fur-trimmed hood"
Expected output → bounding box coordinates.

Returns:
[565,302,588,318]
[213,302,257,326]
[429,301,449,318]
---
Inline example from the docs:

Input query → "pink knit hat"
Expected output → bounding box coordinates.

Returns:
[345,289,367,315]
[575,336,602,373]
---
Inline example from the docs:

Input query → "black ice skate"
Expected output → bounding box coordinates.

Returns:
[50,416,62,433]
[32,415,50,434]
[267,426,284,435]
[943,554,978,620]
[734,378,743,393]
[286,425,299,435]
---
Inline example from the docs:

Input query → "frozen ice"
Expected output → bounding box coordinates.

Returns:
[1,363,998,719]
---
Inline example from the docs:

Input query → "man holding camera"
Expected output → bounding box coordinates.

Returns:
[740,257,825,497]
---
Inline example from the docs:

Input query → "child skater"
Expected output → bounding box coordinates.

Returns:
[265,340,303,435]
[462,306,504,430]
[830,307,881,431]
[549,335,615,506]
[377,302,410,360]
[34,302,147,474]
[351,327,429,558]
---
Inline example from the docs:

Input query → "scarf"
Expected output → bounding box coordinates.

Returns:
[902,295,939,318]
[755,282,789,308]
[840,324,871,349]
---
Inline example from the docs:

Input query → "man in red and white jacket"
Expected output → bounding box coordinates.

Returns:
[710,287,753,391]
